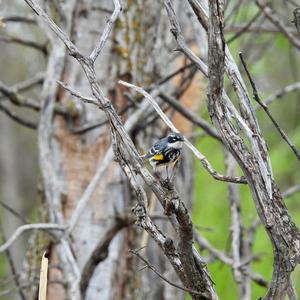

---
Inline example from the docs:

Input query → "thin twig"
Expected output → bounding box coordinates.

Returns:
[0,221,27,300]
[239,52,300,161]
[0,223,66,253]
[1,14,36,24]
[158,92,222,142]
[255,0,300,51]
[0,103,37,129]
[260,81,300,108]
[89,0,121,62]
[0,34,47,54]
[282,185,300,199]
[129,249,208,297]
[0,200,28,223]
[227,10,262,44]
[57,81,100,107]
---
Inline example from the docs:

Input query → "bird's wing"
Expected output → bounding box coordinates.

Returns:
[143,138,167,159]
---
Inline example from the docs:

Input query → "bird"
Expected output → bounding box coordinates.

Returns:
[142,132,185,178]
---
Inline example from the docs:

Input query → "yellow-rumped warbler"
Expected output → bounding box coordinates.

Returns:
[142,132,184,177]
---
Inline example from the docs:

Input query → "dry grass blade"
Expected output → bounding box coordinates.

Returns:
[38,252,48,300]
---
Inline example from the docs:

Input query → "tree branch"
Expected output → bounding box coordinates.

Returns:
[119,80,246,184]
[89,0,121,62]
[129,249,208,297]
[255,0,300,51]
[239,52,300,161]
[0,223,65,253]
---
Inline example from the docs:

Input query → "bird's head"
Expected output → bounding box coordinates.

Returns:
[167,132,184,148]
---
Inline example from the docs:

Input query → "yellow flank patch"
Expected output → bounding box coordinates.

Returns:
[153,153,164,161]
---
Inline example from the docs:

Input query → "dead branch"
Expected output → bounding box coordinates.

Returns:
[261,81,300,107]
[129,249,208,297]
[239,52,300,161]
[119,80,246,184]
[282,185,300,199]
[158,92,222,141]
[0,223,65,253]
[255,0,300,50]
[0,35,47,54]
[0,103,37,129]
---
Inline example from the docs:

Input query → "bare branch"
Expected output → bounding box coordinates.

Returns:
[0,14,36,24]
[0,102,37,129]
[89,0,121,62]
[0,223,65,253]
[119,80,246,184]
[255,0,300,51]
[261,81,300,107]
[282,185,300,199]
[57,81,100,107]
[194,232,268,288]
[158,92,222,142]
[227,11,262,44]
[0,73,44,103]
[0,81,40,110]
[0,34,47,54]
[23,0,81,57]
[239,52,300,161]
[129,249,208,297]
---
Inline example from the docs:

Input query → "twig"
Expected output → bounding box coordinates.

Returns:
[194,232,268,288]
[155,63,195,86]
[0,200,28,223]
[0,72,44,102]
[260,81,300,107]
[158,92,222,142]
[89,0,121,62]
[119,80,247,184]
[282,185,300,199]
[0,102,37,129]
[224,151,244,288]
[129,249,208,297]
[57,81,100,107]
[255,0,300,51]
[0,81,40,110]
[0,34,47,54]
[1,14,36,24]
[69,119,107,134]
[227,10,262,44]
[0,223,65,253]
[0,221,26,300]
[239,52,300,161]
[225,23,297,35]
